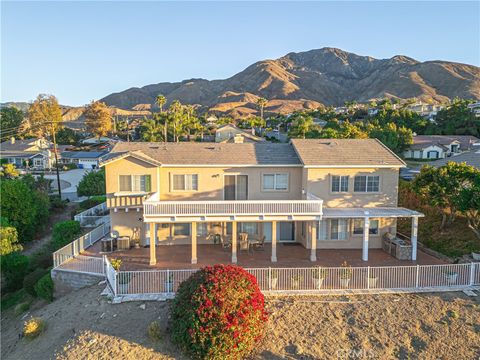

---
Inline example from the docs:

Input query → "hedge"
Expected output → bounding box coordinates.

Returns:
[23,268,48,296]
[34,273,54,302]
[1,253,30,291]
[51,220,81,251]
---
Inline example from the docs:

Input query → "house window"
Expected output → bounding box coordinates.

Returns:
[33,158,43,167]
[197,223,208,237]
[330,219,348,240]
[331,175,349,192]
[239,222,258,237]
[316,220,328,241]
[119,175,151,192]
[352,219,379,235]
[172,174,198,191]
[174,223,191,236]
[263,173,289,191]
[354,175,379,192]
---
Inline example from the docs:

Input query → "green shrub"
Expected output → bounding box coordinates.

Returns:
[147,321,162,341]
[49,195,68,211]
[171,264,268,360]
[23,317,46,339]
[23,268,48,296]
[14,301,31,315]
[77,169,105,197]
[1,253,30,291]
[1,289,27,311]
[51,220,81,251]
[34,273,54,302]
[78,196,106,212]
[62,163,78,171]
[29,249,53,270]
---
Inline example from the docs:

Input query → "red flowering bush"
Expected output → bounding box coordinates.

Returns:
[171,264,268,359]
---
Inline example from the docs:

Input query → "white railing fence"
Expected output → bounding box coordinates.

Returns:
[144,199,323,217]
[53,220,111,269]
[105,263,480,297]
[105,256,117,294]
[74,202,109,227]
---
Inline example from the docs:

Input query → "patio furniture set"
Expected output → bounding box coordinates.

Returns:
[208,232,266,254]
[100,231,140,253]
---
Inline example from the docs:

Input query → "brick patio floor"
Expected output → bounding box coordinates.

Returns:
[82,241,446,270]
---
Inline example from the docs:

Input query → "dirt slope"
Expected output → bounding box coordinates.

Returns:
[2,284,479,360]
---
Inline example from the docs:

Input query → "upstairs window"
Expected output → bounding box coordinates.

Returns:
[354,175,379,192]
[263,173,289,191]
[331,175,349,192]
[172,174,198,191]
[119,175,151,192]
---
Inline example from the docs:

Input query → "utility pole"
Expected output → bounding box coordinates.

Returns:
[50,122,62,198]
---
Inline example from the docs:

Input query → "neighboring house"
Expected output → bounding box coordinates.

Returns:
[403,135,480,160]
[467,101,480,117]
[59,151,107,169]
[215,124,266,143]
[0,137,53,170]
[429,149,480,170]
[407,103,443,120]
[99,139,422,266]
[82,136,114,145]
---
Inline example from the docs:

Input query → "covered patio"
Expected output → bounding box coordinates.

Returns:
[80,241,446,271]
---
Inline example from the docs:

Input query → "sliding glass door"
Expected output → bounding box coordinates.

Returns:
[224,175,248,200]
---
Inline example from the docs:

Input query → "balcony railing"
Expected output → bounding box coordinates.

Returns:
[143,193,323,218]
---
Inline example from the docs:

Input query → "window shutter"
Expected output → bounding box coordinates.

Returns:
[145,175,151,192]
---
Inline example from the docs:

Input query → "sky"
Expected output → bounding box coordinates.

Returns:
[1,1,479,106]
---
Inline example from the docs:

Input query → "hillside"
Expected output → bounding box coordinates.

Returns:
[101,47,480,117]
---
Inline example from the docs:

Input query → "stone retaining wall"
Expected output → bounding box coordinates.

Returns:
[52,269,105,297]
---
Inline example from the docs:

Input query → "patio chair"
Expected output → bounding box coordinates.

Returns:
[239,236,250,253]
[219,235,231,250]
[252,236,266,251]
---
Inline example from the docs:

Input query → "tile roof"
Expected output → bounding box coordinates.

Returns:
[411,135,480,150]
[290,139,405,167]
[429,150,480,170]
[106,142,302,166]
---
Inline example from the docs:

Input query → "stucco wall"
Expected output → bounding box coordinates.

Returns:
[305,168,399,207]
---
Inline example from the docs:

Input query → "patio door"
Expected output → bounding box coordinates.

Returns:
[224,175,248,200]
[277,222,295,242]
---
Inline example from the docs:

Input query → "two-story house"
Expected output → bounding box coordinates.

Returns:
[100,139,422,267]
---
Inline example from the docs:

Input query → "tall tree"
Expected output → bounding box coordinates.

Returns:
[156,94,168,142]
[139,118,163,142]
[0,107,24,141]
[434,98,479,136]
[84,101,112,138]
[169,100,184,142]
[288,114,315,139]
[457,171,480,239]
[256,97,268,122]
[26,94,63,137]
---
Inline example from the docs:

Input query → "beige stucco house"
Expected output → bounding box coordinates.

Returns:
[100,139,422,266]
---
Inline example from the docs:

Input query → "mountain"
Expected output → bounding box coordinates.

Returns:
[101,47,480,117]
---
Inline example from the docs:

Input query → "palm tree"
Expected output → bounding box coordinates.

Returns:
[156,94,167,142]
[139,118,161,142]
[169,100,183,142]
[256,97,268,121]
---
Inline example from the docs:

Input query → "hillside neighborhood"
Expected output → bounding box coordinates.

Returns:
[1,1,480,359]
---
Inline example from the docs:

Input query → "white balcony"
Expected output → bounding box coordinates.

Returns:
[143,192,323,223]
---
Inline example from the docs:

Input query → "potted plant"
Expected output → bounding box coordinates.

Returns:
[444,270,458,285]
[291,274,303,289]
[268,269,279,290]
[340,261,352,288]
[117,271,132,294]
[312,267,327,289]
[368,272,378,288]
[165,273,174,293]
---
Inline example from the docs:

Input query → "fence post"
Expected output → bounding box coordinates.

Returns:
[167,269,170,294]
[415,265,420,288]
[469,263,475,286]
[268,267,272,291]
[367,266,370,290]
[113,267,117,296]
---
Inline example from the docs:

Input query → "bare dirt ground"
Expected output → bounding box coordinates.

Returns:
[1,285,479,360]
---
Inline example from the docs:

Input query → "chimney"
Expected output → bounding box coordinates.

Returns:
[10,137,15,145]
[234,134,244,143]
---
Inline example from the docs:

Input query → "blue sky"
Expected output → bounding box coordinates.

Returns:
[1,1,479,106]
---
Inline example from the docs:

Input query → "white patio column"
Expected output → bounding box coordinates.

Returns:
[231,221,237,263]
[362,217,370,262]
[191,222,197,264]
[310,221,317,262]
[411,216,418,261]
[149,222,157,266]
[271,221,277,262]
